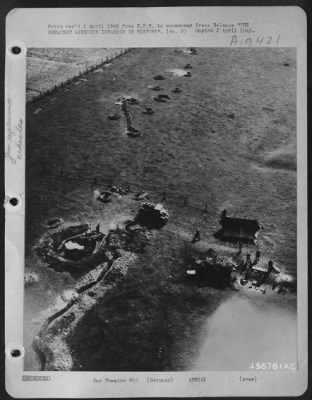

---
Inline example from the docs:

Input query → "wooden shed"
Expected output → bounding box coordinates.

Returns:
[217,216,261,243]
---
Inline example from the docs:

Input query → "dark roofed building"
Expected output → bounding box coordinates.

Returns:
[217,216,261,243]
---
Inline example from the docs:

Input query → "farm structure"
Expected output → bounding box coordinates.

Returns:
[215,210,261,244]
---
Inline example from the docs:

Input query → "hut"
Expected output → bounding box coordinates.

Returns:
[216,212,261,243]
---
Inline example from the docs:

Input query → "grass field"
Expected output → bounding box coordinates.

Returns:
[26,48,126,102]
[26,47,296,273]
[24,47,297,371]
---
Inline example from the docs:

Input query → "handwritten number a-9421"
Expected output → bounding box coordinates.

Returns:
[230,34,280,47]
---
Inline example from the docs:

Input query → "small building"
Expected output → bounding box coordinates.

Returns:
[217,215,261,244]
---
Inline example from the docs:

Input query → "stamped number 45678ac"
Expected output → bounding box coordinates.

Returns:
[249,362,296,371]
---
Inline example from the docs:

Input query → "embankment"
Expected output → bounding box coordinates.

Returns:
[34,251,135,370]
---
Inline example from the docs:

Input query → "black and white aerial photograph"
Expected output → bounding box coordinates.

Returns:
[24,47,297,372]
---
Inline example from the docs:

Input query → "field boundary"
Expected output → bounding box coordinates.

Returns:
[26,48,129,103]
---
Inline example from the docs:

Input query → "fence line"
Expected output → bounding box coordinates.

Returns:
[27,48,130,103]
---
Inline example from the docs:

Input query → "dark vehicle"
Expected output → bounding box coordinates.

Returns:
[185,256,234,288]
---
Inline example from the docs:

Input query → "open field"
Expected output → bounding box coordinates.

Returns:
[24,47,297,371]
[26,48,126,102]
